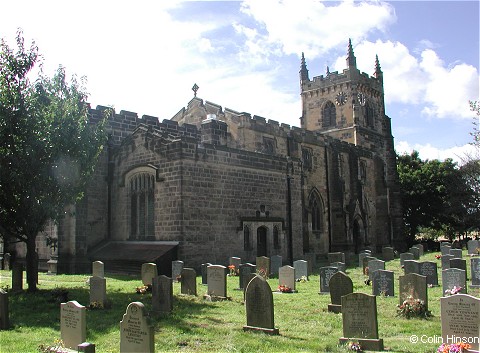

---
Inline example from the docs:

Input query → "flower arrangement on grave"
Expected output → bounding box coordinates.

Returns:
[38,339,68,353]
[435,254,442,259]
[296,275,308,283]
[444,286,463,296]
[278,284,293,293]
[396,295,431,319]
[436,342,471,353]
[346,341,363,352]
[228,264,239,276]
[135,284,152,294]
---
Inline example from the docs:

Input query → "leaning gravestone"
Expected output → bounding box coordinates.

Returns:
[467,239,480,255]
[328,252,345,264]
[243,275,279,335]
[152,275,173,314]
[449,249,462,259]
[270,255,282,276]
[11,263,23,292]
[367,259,385,280]
[440,294,480,351]
[172,260,184,282]
[418,261,438,286]
[339,293,384,351]
[92,261,104,278]
[403,260,420,275]
[61,300,86,350]
[319,266,339,294]
[399,252,414,267]
[120,302,154,353]
[328,272,353,313]
[0,288,9,330]
[278,265,296,293]
[399,273,428,310]
[372,270,394,296]
[442,268,467,295]
[256,256,270,277]
[293,260,308,280]
[441,254,454,269]
[207,265,227,298]
[201,263,211,285]
[239,263,256,290]
[141,263,158,286]
[471,257,480,288]
[180,268,197,296]
[89,276,107,307]
[382,247,395,261]
[330,262,346,273]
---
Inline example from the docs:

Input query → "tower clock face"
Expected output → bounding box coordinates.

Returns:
[357,93,366,106]
[335,91,347,105]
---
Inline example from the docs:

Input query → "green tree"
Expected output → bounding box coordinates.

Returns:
[0,31,107,291]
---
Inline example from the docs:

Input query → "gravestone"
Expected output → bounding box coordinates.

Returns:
[328,272,353,313]
[403,260,420,275]
[330,262,346,273]
[141,263,158,286]
[412,244,424,257]
[441,254,454,269]
[256,256,270,277]
[367,259,385,280]
[243,275,279,335]
[399,252,414,267]
[339,293,384,351]
[293,260,308,280]
[229,257,242,271]
[152,275,173,314]
[11,263,23,292]
[471,257,480,288]
[180,268,197,296]
[418,261,438,286]
[328,252,345,264]
[77,342,95,353]
[120,302,154,353]
[0,288,9,330]
[449,249,462,259]
[362,256,377,275]
[442,268,467,295]
[399,273,428,310]
[270,255,282,276]
[319,266,339,293]
[207,265,227,298]
[92,261,104,278]
[372,270,394,296]
[239,263,256,290]
[449,258,467,281]
[278,265,296,293]
[172,260,184,282]
[467,239,480,255]
[201,263,211,285]
[440,244,452,256]
[89,276,107,307]
[60,300,86,350]
[409,247,420,260]
[440,294,480,351]
[358,253,369,268]
[382,247,395,261]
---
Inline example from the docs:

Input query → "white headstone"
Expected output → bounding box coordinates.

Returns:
[60,301,86,350]
[141,263,158,286]
[120,302,154,353]
[92,261,104,278]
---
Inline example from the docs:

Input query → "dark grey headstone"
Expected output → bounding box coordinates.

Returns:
[180,268,197,296]
[319,266,339,293]
[449,249,462,259]
[449,258,467,281]
[409,247,420,260]
[293,260,308,280]
[367,259,385,280]
[442,269,467,295]
[467,239,480,255]
[270,255,282,276]
[471,257,480,288]
[362,256,377,275]
[440,244,452,256]
[399,252,414,267]
[328,252,345,264]
[372,270,394,296]
[403,260,420,275]
[239,263,256,290]
[412,244,424,257]
[418,261,438,286]
[381,247,395,261]
[328,272,353,313]
[330,262,346,273]
[201,263,212,285]
[399,273,428,310]
[152,275,173,314]
[441,254,454,269]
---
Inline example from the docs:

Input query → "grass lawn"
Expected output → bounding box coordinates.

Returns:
[0,250,479,353]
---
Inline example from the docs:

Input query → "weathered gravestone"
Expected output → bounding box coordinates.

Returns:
[403,260,420,275]
[92,261,104,278]
[362,256,377,275]
[293,260,308,280]
[399,252,414,267]
[418,261,438,286]
[440,294,480,351]
[409,247,420,260]
[201,263,211,285]
[441,254,454,269]
[180,268,197,296]
[60,300,86,350]
[449,249,462,259]
[243,275,279,335]
[270,255,282,276]
[0,288,9,330]
[12,263,23,292]
[339,293,384,351]
[449,258,467,281]
[471,257,480,288]
[229,257,241,272]
[120,302,154,353]
[89,276,107,307]
[328,272,353,313]
[172,260,184,282]
[368,259,385,280]
[278,265,296,293]
[467,239,480,255]
[319,266,339,294]
[328,252,346,264]
[399,273,428,310]
[442,268,467,295]
[330,262,346,273]
[152,275,173,314]
[256,256,270,277]
[239,263,256,290]
[141,263,158,286]
[372,270,394,296]
[382,247,395,261]
[207,265,227,298]
[440,244,452,256]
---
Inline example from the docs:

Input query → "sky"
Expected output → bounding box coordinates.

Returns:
[1,0,479,164]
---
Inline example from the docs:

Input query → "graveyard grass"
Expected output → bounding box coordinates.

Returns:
[1,251,479,353]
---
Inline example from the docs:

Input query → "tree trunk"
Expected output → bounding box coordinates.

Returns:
[25,235,38,292]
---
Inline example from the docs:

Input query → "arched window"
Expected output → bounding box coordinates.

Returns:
[244,225,251,250]
[130,173,155,239]
[365,103,374,128]
[311,198,321,231]
[322,101,336,127]
[273,225,280,249]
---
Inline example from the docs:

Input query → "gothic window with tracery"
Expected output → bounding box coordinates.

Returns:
[366,103,375,128]
[311,196,322,232]
[322,101,336,127]
[130,173,155,239]
[302,148,313,171]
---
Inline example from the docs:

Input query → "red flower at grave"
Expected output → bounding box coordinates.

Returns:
[278,285,293,293]
[435,254,442,259]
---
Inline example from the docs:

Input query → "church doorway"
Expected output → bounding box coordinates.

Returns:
[257,226,267,256]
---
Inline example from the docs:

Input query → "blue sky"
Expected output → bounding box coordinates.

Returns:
[1,0,479,163]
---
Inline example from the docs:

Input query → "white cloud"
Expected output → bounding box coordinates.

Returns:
[396,140,478,165]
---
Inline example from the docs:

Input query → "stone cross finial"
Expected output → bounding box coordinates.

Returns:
[192,83,199,97]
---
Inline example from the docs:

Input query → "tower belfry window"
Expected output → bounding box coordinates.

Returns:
[130,173,155,239]
[322,101,336,127]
